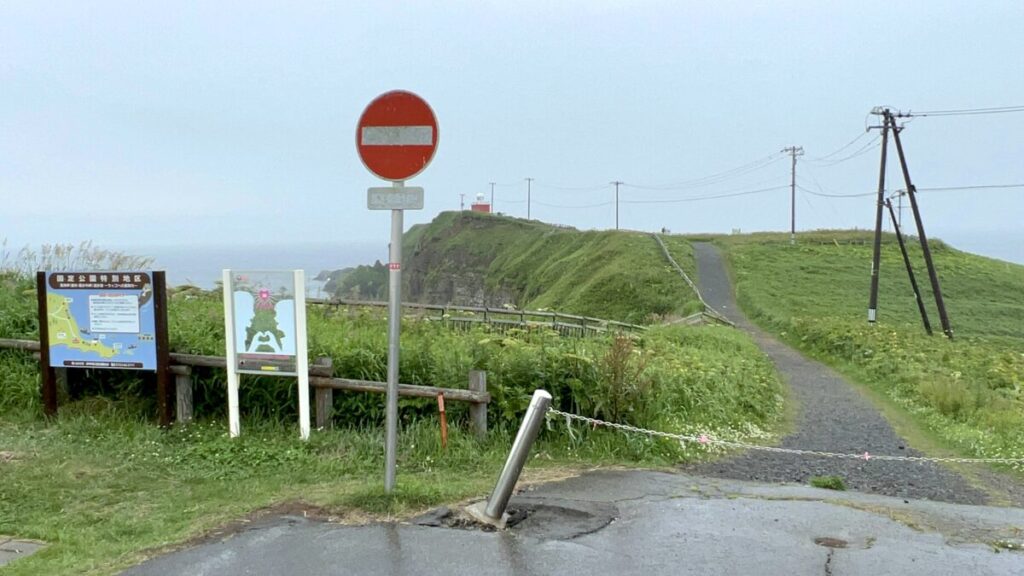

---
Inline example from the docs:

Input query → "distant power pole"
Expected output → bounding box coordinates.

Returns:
[525,177,534,219]
[781,146,804,244]
[611,181,623,230]
[460,193,465,211]
[489,182,496,212]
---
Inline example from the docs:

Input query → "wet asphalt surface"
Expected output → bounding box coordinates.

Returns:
[123,470,1024,576]
[683,242,991,504]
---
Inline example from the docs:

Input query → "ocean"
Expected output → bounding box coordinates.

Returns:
[131,241,387,296]
[935,230,1024,267]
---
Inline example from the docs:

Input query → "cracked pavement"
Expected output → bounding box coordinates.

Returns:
[123,470,1024,576]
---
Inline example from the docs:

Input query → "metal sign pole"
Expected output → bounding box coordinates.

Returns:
[294,269,311,440]
[385,180,404,492]
[222,269,241,438]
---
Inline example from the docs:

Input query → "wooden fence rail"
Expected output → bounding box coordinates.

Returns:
[0,338,489,437]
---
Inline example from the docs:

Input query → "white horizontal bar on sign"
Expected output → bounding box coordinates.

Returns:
[361,126,434,146]
[367,187,425,210]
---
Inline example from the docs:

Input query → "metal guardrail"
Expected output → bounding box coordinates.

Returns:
[308,297,647,335]
[651,235,735,327]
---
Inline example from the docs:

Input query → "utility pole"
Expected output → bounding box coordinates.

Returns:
[611,181,623,230]
[460,193,465,211]
[489,182,495,212]
[888,112,953,339]
[885,198,932,335]
[781,146,804,244]
[525,177,534,220]
[867,111,890,325]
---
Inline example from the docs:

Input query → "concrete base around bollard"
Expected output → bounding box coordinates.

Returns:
[463,501,509,530]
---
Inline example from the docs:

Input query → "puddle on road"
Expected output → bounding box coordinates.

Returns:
[813,537,849,549]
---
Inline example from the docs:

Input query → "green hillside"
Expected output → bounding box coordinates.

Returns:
[718,231,1024,470]
[724,231,1024,343]
[401,211,704,323]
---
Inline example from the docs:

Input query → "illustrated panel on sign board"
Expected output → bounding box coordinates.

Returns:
[230,271,298,375]
[45,272,157,370]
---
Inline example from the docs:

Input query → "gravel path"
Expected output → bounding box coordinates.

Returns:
[683,242,992,505]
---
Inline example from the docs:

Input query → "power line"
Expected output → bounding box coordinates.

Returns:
[797,182,1024,199]
[533,199,615,209]
[534,182,611,192]
[622,185,789,204]
[624,152,785,190]
[806,135,881,166]
[797,184,875,198]
[917,183,1024,192]
[910,105,1024,117]
[807,130,871,161]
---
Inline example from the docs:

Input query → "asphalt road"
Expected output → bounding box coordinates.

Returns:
[123,470,1024,576]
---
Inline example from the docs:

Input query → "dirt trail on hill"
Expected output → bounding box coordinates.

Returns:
[684,242,1023,506]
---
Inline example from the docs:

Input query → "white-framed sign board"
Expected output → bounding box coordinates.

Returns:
[222,269,310,440]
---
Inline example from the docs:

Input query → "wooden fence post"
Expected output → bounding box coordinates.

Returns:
[313,357,334,429]
[172,365,193,424]
[468,370,488,439]
[55,368,70,404]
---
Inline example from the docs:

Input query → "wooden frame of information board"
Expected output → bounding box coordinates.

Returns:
[36,271,172,426]
[222,269,310,440]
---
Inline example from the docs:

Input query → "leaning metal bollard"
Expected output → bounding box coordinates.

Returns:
[466,389,552,528]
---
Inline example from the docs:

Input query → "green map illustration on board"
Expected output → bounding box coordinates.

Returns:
[231,271,297,362]
[245,288,286,353]
[46,293,118,359]
[229,271,298,375]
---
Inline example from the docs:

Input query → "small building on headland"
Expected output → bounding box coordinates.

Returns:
[470,193,491,213]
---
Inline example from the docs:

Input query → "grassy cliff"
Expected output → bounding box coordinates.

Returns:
[400,211,703,323]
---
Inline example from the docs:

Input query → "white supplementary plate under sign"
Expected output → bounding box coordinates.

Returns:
[367,187,425,210]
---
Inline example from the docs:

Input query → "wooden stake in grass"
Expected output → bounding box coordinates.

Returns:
[437,393,448,450]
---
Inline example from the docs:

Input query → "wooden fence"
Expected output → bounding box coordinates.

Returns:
[0,338,490,437]
[307,298,647,336]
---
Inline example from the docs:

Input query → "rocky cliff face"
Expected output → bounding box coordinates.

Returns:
[403,212,523,307]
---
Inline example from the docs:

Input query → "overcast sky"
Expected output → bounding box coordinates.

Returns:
[2,1,1022,261]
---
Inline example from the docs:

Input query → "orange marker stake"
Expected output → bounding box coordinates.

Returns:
[437,393,448,450]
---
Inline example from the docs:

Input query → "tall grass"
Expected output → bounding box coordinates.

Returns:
[1,239,154,276]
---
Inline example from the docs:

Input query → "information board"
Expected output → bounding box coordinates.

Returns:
[44,272,157,370]
[226,270,300,375]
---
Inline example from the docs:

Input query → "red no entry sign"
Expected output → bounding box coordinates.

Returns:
[357,90,439,181]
